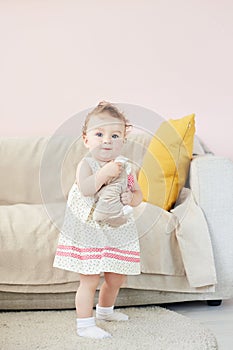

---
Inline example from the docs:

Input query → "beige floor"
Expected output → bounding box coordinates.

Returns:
[165,298,233,350]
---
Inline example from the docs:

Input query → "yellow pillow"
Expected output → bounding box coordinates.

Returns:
[138,114,195,210]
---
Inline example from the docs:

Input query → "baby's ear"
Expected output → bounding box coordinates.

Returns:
[83,134,89,148]
[125,124,133,137]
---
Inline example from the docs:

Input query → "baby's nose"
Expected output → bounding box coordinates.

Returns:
[103,136,111,143]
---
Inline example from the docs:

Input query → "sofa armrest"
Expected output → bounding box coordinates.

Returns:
[189,155,233,292]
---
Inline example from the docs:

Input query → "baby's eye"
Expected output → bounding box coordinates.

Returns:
[112,134,119,139]
[95,132,103,137]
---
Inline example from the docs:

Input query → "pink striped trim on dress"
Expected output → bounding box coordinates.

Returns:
[56,250,140,263]
[57,245,140,256]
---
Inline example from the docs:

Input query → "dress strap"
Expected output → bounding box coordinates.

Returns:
[84,157,101,173]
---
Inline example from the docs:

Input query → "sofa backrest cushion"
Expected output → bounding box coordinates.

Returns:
[0,137,48,205]
[0,134,151,205]
[0,131,205,206]
[0,137,87,205]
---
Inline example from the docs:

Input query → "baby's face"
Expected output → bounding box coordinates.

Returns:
[83,112,125,162]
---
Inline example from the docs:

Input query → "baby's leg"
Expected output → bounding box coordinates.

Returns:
[76,274,100,318]
[96,273,128,321]
[76,274,111,338]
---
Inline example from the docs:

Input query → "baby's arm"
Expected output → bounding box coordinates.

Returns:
[76,159,122,196]
[120,176,143,207]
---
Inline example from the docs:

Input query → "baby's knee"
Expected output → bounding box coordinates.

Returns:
[105,273,126,288]
[80,274,100,290]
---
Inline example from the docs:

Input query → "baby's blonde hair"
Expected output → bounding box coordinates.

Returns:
[82,101,131,136]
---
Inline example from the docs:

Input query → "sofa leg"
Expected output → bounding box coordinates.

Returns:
[207,299,222,306]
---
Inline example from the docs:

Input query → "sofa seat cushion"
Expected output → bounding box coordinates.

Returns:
[0,203,79,285]
[0,186,217,294]
[0,200,185,287]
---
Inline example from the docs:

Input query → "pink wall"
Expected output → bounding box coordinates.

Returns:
[1,1,233,159]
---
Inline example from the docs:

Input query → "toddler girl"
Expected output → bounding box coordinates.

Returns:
[53,101,142,339]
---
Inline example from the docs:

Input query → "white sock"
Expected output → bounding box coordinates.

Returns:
[96,304,129,321]
[76,317,111,339]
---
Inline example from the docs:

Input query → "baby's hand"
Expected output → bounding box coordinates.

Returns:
[101,161,122,179]
[121,189,133,205]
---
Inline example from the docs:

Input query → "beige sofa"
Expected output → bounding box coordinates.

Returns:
[0,133,233,310]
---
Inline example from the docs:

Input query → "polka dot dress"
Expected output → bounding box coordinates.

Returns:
[53,157,140,275]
